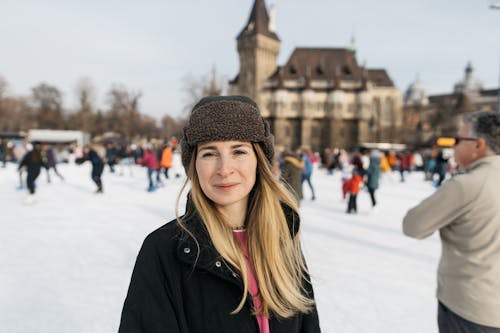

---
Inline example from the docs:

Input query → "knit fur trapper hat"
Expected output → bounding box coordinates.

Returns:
[181,95,274,172]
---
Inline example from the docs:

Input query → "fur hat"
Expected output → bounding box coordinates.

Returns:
[181,95,274,172]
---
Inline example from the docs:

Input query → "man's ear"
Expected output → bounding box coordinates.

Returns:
[476,138,486,150]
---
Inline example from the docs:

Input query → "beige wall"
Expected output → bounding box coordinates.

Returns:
[258,80,403,151]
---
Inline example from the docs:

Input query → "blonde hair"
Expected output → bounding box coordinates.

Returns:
[175,143,314,318]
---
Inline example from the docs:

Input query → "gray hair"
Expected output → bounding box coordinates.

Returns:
[463,110,500,154]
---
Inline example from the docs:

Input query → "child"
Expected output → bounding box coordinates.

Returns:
[345,169,364,214]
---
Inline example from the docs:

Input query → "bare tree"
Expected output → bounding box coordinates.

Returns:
[69,77,97,134]
[31,83,65,129]
[105,84,143,139]
[160,114,185,139]
[0,75,7,99]
[181,65,226,114]
[0,96,34,132]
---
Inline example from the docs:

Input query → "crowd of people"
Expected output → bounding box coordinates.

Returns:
[5,137,185,203]
[5,130,465,211]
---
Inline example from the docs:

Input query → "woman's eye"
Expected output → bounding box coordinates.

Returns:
[234,149,247,155]
[201,152,216,158]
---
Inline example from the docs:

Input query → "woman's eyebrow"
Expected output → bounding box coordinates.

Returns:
[230,143,251,149]
[198,145,217,152]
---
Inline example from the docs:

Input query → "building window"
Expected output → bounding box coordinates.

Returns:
[312,126,319,138]
[292,102,300,111]
[285,126,290,136]
[290,66,297,75]
[348,104,354,113]
[384,98,394,122]
[342,65,351,75]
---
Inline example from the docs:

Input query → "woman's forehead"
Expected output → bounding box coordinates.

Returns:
[197,141,252,150]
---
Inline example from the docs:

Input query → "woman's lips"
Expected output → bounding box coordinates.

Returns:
[214,183,238,190]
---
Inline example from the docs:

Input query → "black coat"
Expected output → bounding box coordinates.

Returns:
[119,207,321,333]
[18,149,47,174]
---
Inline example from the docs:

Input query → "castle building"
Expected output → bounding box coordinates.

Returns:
[403,62,500,146]
[228,0,403,151]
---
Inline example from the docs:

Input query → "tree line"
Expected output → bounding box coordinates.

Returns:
[0,76,186,141]
[0,68,226,141]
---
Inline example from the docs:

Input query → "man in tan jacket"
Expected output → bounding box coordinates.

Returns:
[403,110,500,332]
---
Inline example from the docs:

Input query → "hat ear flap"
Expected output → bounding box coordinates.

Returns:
[263,118,271,136]
[181,127,193,173]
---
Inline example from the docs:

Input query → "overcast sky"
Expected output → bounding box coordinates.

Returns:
[1,0,499,119]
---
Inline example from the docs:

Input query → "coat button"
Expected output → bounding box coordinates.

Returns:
[183,247,191,254]
[215,261,222,267]
[232,272,238,277]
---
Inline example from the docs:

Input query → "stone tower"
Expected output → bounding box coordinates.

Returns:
[235,0,281,103]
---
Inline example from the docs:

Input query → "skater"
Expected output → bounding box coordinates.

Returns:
[120,96,320,333]
[298,147,316,201]
[75,146,104,193]
[433,150,448,187]
[365,150,381,211]
[403,111,500,332]
[43,144,64,183]
[160,143,173,179]
[18,143,48,203]
[136,144,160,192]
[345,168,363,214]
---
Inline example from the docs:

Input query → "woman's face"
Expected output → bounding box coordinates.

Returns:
[195,141,257,211]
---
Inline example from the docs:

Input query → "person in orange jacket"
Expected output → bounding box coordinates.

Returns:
[160,144,173,179]
[345,168,364,214]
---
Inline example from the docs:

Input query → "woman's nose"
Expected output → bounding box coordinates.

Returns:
[217,155,234,176]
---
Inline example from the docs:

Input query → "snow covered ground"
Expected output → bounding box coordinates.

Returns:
[0,162,440,332]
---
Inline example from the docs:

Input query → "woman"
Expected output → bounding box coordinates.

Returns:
[119,96,320,333]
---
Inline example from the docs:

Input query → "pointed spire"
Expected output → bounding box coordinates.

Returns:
[465,61,473,75]
[237,0,280,41]
[349,34,356,54]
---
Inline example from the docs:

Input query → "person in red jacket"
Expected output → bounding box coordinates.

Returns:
[345,168,364,214]
[137,144,160,192]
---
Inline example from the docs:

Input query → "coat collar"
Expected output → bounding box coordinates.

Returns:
[465,155,500,172]
[174,200,300,285]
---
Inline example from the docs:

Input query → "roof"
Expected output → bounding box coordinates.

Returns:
[269,48,363,82]
[480,88,500,97]
[367,69,394,87]
[237,0,279,41]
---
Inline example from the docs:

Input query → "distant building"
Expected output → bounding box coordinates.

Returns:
[228,0,403,151]
[403,62,500,146]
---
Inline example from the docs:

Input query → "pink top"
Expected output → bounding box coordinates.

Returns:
[233,230,270,333]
